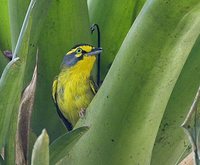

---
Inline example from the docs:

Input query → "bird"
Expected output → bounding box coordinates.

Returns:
[52,44,102,131]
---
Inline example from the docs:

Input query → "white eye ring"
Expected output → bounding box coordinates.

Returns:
[76,48,82,54]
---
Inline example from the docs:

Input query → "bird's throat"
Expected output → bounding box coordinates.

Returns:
[63,56,96,78]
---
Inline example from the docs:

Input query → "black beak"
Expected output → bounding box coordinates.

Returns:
[87,47,102,56]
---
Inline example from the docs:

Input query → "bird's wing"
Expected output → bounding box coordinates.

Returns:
[52,77,58,103]
[89,77,99,94]
[52,77,73,131]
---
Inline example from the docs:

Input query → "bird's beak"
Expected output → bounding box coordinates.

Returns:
[87,47,102,56]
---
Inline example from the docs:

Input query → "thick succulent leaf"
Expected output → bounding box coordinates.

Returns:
[0,154,4,164]
[8,0,30,50]
[181,87,200,164]
[87,0,146,80]
[28,130,37,165]
[32,0,91,140]
[59,0,200,164]
[0,51,9,76]
[0,0,11,50]
[151,35,200,164]
[49,127,89,165]
[11,0,52,60]
[8,0,52,85]
[4,21,31,165]
[0,58,21,149]
[0,0,11,74]
[179,152,194,165]
[4,0,52,164]
[31,129,49,165]
[16,56,38,165]
[4,5,32,164]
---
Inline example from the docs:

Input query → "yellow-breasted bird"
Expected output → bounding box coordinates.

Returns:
[52,44,102,130]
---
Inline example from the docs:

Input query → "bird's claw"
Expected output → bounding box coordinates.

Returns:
[79,108,86,118]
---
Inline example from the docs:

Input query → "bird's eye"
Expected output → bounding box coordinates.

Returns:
[76,48,82,54]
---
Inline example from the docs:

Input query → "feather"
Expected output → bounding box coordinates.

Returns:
[52,77,73,131]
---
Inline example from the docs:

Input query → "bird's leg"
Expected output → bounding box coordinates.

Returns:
[79,108,86,118]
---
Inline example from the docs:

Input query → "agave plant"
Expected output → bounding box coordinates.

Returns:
[0,0,200,164]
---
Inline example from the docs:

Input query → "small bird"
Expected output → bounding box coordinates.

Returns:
[52,44,102,130]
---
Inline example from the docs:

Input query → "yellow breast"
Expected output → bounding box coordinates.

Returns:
[56,56,96,126]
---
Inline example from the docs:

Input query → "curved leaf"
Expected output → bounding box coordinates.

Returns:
[59,0,200,164]
[0,58,21,149]
[181,87,200,164]
[0,0,11,50]
[16,57,38,165]
[0,155,4,164]
[50,127,89,165]
[31,129,49,165]
[151,35,200,165]
[32,0,91,140]
[87,0,146,80]
[8,0,30,51]
[5,0,52,164]
[0,51,9,76]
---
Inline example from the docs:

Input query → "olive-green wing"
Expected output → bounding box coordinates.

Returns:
[52,77,73,131]
[52,77,58,103]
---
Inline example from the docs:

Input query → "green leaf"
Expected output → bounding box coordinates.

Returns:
[179,152,194,165]
[28,130,38,165]
[31,129,49,165]
[50,127,89,165]
[88,0,146,80]
[0,0,11,74]
[59,0,200,164]
[8,0,30,50]
[8,0,52,85]
[5,95,22,164]
[181,87,200,164]
[151,35,200,165]
[0,58,21,149]
[16,56,38,165]
[0,153,4,164]
[4,0,52,164]
[12,0,52,60]
[32,0,91,140]
[0,51,9,76]
[0,0,11,50]
[4,14,32,164]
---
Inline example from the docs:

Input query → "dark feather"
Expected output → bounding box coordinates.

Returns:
[54,101,73,131]
[52,78,73,131]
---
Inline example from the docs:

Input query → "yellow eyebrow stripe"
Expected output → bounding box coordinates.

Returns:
[66,48,76,55]
[79,46,93,52]
[66,45,94,55]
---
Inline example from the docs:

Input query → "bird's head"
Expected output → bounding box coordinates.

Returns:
[62,44,102,67]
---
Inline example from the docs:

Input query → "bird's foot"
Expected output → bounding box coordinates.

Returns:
[79,108,86,118]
